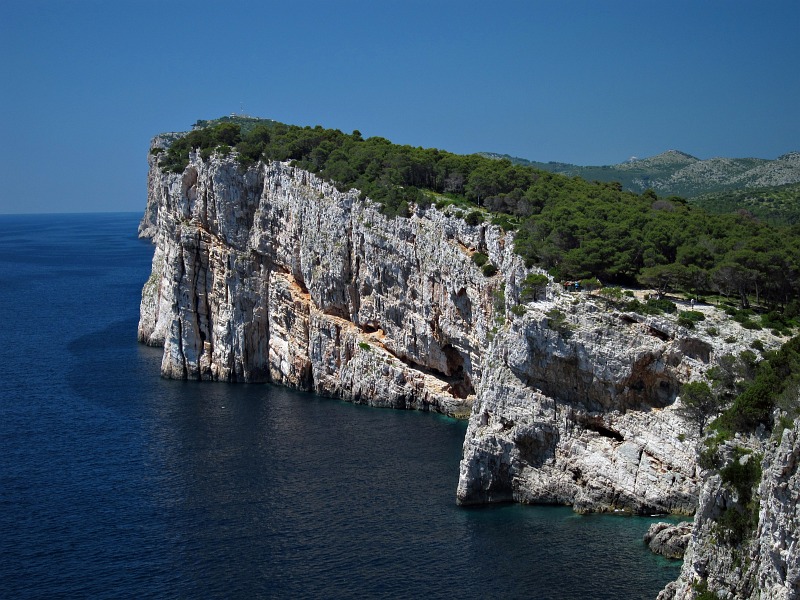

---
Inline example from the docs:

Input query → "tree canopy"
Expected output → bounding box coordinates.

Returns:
[157,118,800,309]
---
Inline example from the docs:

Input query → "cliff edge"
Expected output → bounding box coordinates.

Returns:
[138,132,795,590]
[659,417,799,599]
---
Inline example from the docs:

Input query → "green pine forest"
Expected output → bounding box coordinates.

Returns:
[154,117,800,317]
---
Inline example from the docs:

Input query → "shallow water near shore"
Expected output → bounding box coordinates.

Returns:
[0,213,681,598]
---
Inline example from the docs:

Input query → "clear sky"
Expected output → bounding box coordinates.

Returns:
[1,0,798,214]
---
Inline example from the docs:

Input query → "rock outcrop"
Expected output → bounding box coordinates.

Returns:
[659,418,800,599]
[138,141,522,418]
[139,133,774,518]
[645,521,693,559]
[455,303,711,514]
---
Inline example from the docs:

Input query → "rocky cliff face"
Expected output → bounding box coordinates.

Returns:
[659,418,800,600]
[139,136,773,518]
[139,141,519,418]
[455,301,712,513]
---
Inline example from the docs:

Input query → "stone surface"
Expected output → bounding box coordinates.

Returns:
[139,143,516,418]
[659,418,800,600]
[140,133,798,596]
[139,135,776,519]
[645,521,693,559]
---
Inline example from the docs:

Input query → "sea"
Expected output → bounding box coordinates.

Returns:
[0,213,682,599]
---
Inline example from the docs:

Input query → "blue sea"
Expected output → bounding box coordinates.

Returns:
[0,213,681,599]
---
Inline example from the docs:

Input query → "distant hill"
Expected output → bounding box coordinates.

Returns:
[481,150,800,198]
[690,181,800,226]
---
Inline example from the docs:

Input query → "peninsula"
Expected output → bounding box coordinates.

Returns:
[139,117,800,598]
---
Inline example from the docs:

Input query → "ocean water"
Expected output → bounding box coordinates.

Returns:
[0,213,682,599]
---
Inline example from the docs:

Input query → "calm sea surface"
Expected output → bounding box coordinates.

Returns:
[0,213,681,599]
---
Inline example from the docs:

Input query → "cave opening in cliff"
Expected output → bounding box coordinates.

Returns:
[578,414,625,442]
[442,344,475,399]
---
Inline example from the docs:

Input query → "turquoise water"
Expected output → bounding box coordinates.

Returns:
[0,213,681,598]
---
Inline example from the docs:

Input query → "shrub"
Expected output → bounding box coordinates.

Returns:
[720,450,761,503]
[706,326,719,336]
[465,210,484,226]
[579,277,601,291]
[678,310,706,329]
[546,308,573,337]
[510,305,526,316]
[358,342,371,351]
[647,297,677,314]
[599,286,624,301]
[692,579,717,600]
[520,273,549,302]
[751,339,765,352]
[761,310,794,331]
[625,297,677,315]
[472,252,488,267]
[680,310,705,322]
[715,449,762,543]
[482,263,498,277]
[490,214,518,231]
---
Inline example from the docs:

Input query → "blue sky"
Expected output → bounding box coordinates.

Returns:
[1,0,798,214]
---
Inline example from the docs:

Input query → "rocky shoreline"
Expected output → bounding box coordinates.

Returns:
[138,137,797,597]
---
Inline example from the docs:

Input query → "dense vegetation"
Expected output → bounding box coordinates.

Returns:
[155,117,800,309]
[691,182,800,226]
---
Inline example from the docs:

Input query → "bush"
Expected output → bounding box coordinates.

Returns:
[490,214,518,231]
[706,326,719,336]
[546,308,573,337]
[520,273,549,302]
[720,450,761,503]
[472,252,488,267]
[599,286,623,301]
[751,339,765,352]
[482,263,498,277]
[647,297,678,314]
[678,310,706,328]
[761,310,793,330]
[715,449,762,544]
[579,277,601,291]
[625,297,677,316]
[465,210,484,226]
[680,310,706,322]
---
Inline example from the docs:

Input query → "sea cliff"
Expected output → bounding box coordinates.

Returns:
[660,417,799,599]
[139,136,764,513]
[139,132,797,596]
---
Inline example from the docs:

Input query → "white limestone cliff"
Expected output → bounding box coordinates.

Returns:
[138,136,773,518]
[659,418,800,600]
